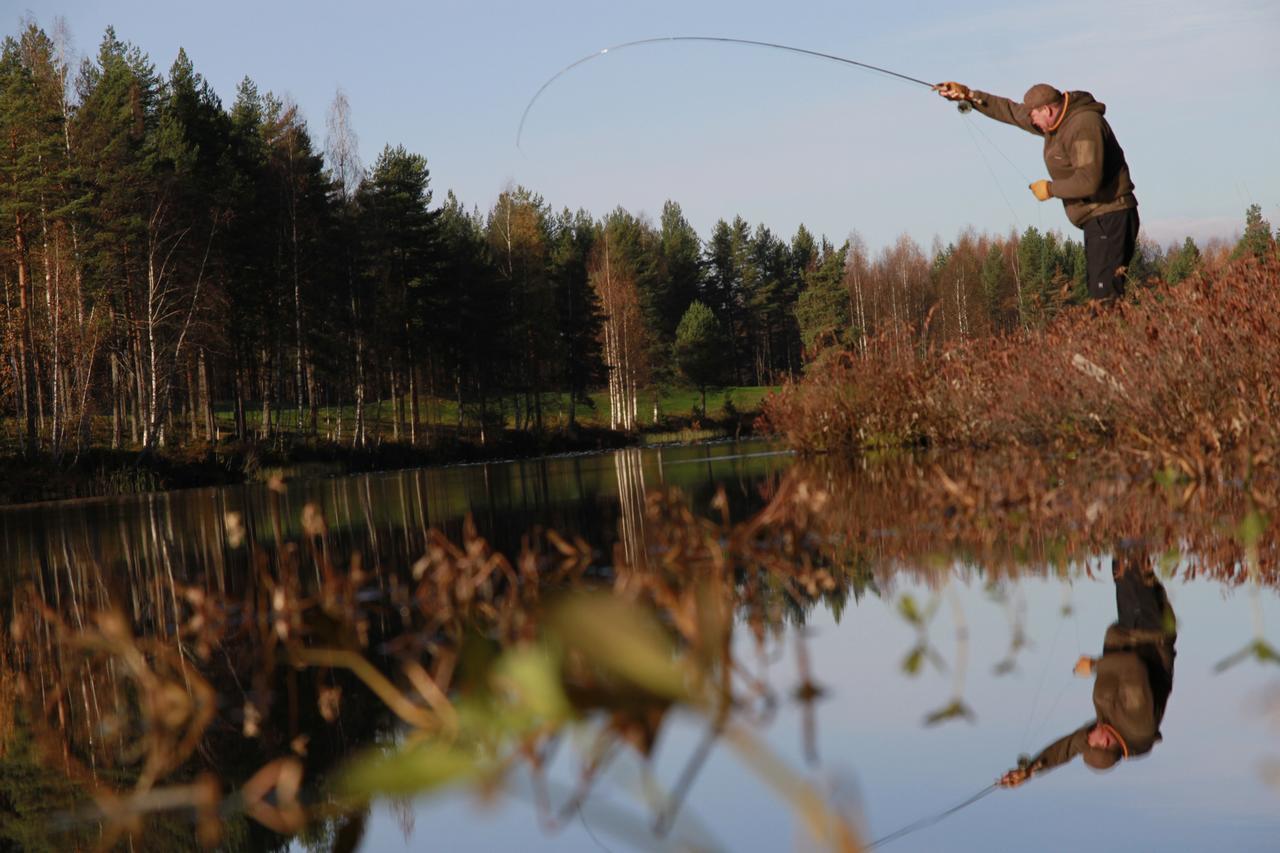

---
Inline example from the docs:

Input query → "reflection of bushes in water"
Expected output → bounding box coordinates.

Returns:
[4,454,1275,849]
[1,478,870,850]
[794,451,1280,588]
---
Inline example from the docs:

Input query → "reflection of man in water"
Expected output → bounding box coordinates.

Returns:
[1000,549,1176,786]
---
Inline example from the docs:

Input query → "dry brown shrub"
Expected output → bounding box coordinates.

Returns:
[765,256,1280,475]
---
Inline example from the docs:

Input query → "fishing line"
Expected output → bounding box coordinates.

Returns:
[1015,601,1064,753]
[964,114,1032,185]
[517,36,937,149]
[578,804,616,853]
[962,116,1024,230]
[865,784,997,850]
[518,36,1040,258]
[1020,584,1089,755]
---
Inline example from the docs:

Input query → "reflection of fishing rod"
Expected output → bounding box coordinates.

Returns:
[517,36,970,149]
[866,783,997,850]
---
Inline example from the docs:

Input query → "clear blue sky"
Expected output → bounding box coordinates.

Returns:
[13,0,1280,251]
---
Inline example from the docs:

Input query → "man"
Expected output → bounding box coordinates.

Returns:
[999,548,1176,787]
[934,81,1139,301]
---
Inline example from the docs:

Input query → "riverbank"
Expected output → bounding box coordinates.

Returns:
[763,255,1280,480]
[0,412,764,507]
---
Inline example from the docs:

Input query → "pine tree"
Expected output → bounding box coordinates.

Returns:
[654,200,702,346]
[1163,236,1201,284]
[1015,227,1045,327]
[357,144,436,442]
[486,186,553,431]
[674,300,728,415]
[794,240,851,358]
[1232,204,1276,261]
[549,206,605,431]
[71,27,162,447]
[436,191,505,439]
[0,27,75,453]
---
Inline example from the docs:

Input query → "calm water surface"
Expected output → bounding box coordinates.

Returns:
[1,440,1276,852]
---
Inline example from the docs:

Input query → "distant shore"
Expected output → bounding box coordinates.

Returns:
[0,413,761,508]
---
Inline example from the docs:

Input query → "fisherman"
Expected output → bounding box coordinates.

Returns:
[934,81,1139,301]
[998,547,1176,787]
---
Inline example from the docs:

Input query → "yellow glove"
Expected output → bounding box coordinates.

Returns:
[933,81,972,101]
[1029,180,1052,201]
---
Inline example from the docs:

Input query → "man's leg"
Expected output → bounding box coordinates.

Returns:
[1113,550,1174,633]
[1084,209,1140,300]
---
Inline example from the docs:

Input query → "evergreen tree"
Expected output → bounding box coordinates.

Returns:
[1125,238,1161,290]
[141,47,235,446]
[1163,236,1201,284]
[1232,203,1276,261]
[794,240,851,357]
[357,144,436,441]
[436,191,505,435]
[549,206,605,430]
[0,27,74,452]
[979,242,1008,330]
[71,28,162,446]
[654,200,702,349]
[743,224,793,384]
[486,186,553,431]
[673,300,728,414]
[1015,227,1046,327]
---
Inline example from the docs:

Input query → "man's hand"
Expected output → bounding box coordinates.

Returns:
[933,81,972,102]
[1074,655,1096,677]
[998,768,1030,788]
[1029,180,1052,201]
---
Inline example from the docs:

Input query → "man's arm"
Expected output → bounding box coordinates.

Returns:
[971,90,1040,136]
[1044,114,1105,199]
[934,82,1036,135]
[999,723,1092,787]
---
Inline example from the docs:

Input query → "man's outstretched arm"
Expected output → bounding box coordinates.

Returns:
[998,723,1092,787]
[934,82,1039,135]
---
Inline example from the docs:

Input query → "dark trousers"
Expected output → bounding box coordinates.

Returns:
[1083,208,1140,300]
[1112,552,1173,634]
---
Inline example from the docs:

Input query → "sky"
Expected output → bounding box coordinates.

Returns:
[10,0,1280,253]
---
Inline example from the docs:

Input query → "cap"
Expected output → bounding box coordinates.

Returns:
[1022,84,1064,109]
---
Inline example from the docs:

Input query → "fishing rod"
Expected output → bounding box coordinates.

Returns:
[516,35,976,149]
[865,783,998,850]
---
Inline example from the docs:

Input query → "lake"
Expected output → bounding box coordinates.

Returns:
[1,440,1276,852]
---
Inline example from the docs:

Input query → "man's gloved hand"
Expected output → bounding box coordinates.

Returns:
[1029,180,1052,201]
[933,81,972,101]
[998,767,1030,788]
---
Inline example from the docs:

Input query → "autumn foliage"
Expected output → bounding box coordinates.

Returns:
[764,256,1280,476]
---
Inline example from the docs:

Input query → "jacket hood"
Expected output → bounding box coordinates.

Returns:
[1066,90,1105,117]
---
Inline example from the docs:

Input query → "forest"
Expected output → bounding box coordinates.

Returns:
[2,22,1272,461]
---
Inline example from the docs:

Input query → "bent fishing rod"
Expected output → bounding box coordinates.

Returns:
[516,35,980,149]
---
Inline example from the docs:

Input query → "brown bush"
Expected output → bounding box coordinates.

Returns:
[764,257,1280,475]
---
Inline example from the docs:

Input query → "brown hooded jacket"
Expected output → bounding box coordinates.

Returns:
[971,89,1137,227]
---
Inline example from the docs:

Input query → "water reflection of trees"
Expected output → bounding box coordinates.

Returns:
[2,473,868,850]
[1,450,1278,849]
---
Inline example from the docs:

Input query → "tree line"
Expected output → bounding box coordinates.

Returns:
[2,22,1274,457]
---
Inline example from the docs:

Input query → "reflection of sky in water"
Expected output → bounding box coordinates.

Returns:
[350,572,1280,852]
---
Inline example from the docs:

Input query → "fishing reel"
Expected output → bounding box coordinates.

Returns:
[957,100,974,114]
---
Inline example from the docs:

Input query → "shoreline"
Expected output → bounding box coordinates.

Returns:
[0,415,762,508]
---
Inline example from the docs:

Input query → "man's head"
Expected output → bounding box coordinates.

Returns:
[1083,723,1124,771]
[1023,83,1065,132]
